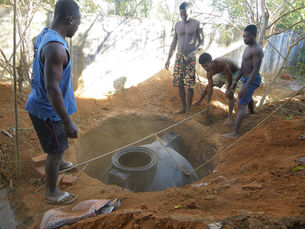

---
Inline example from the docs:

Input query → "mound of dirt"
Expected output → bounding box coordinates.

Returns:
[1,69,305,229]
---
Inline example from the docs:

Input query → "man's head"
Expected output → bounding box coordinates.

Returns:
[199,53,213,71]
[179,2,192,22]
[243,24,257,45]
[53,0,81,37]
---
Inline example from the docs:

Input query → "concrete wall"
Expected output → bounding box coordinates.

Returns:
[1,6,303,99]
[224,31,305,77]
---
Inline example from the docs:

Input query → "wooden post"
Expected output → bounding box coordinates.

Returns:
[13,0,20,176]
[69,38,73,66]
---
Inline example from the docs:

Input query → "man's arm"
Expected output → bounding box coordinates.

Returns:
[228,67,243,99]
[238,48,263,98]
[165,27,178,69]
[206,72,213,106]
[43,42,78,138]
[230,68,243,91]
[223,63,233,89]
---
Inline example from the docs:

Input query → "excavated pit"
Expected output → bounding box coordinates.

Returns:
[76,112,217,191]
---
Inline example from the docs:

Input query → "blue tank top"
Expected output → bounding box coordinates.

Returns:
[25,28,77,121]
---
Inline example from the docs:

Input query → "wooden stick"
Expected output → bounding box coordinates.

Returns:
[13,0,20,176]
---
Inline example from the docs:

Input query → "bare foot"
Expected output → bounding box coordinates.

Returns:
[192,100,200,106]
[174,109,186,115]
[222,132,239,138]
[223,118,233,126]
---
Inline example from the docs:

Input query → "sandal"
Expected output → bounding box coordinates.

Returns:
[60,161,77,171]
[298,134,305,140]
[45,192,77,205]
[223,119,233,126]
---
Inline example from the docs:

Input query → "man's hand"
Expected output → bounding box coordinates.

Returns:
[238,87,247,99]
[225,89,230,99]
[186,52,194,62]
[63,119,78,138]
[206,102,211,111]
[165,60,170,70]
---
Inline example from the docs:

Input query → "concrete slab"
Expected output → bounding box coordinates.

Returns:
[0,188,18,229]
[32,154,47,166]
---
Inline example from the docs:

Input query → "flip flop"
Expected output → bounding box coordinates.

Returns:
[298,134,305,140]
[223,120,233,126]
[60,161,77,171]
[222,133,239,139]
[45,192,77,205]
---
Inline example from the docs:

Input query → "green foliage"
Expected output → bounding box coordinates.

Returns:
[297,49,305,76]
[291,166,305,171]
[215,24,241,46]
[156,0,197,21]
[107,0,152,17]
[76,0,99,13]
[41,0,55,7]
[0,0,100,14]
[272,0,305,31]
[213,0,248,25]
[212,0,305,32]
[0,0,10,5]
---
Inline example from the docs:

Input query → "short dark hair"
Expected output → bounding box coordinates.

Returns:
[54,0,80,21]
[179,2,191,10]
[199,53,212,64]
[244,24,257,35]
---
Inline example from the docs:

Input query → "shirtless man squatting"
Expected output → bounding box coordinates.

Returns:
[193,53,240,125]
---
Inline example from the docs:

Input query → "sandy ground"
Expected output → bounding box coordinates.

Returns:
[1,69,305,228]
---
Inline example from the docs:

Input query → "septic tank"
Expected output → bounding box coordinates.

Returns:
[102,131,198,192]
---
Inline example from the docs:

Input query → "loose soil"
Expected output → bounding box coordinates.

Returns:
[0,69,305,229]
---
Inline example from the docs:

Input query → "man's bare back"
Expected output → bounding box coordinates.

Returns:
[209,57,239,76]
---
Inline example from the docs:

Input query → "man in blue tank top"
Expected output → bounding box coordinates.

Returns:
[25,0,81,205]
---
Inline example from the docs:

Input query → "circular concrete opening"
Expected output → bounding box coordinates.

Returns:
[114,147,156,170]
[76,112,217,188]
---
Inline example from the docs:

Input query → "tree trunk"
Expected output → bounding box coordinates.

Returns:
[258,59,287,107]
[258,0,269,46]
[258,32,305,107]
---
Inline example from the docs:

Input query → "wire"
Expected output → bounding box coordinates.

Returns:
[35,82,305,192]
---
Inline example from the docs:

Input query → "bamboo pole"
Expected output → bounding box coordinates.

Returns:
[13,0,20,176]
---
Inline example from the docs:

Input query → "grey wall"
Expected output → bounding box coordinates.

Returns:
[224,31,305,77]
[1,6,303,98]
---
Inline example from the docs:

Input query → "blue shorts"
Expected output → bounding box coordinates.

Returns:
[29,113,68,154]
[238,74,261,105]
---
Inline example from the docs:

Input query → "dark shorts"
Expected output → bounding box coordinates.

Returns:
[29,113,68,154]
[173,53,196,88]
[238,74,262,105]
[213,69,241,88]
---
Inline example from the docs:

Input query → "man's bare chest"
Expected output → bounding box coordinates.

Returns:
[176,22,197,36]
[242,48,253,61]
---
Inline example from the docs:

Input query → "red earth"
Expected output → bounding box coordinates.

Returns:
[1,69,305,228]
